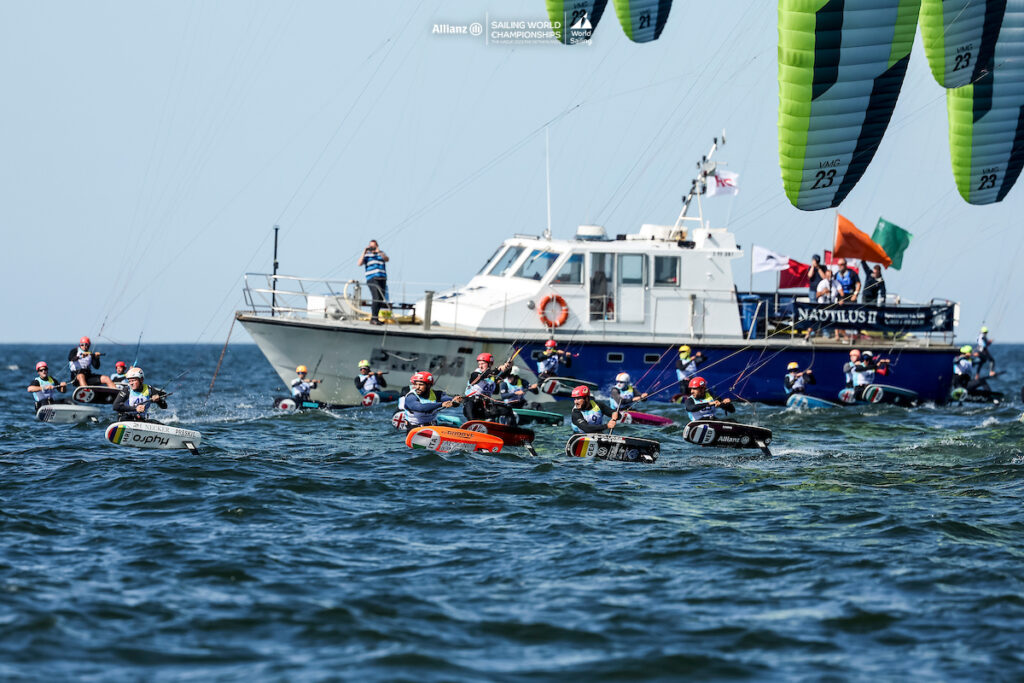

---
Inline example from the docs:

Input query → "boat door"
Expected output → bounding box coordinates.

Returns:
[617,254,646,323]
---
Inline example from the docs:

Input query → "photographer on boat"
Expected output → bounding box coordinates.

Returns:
[683,377,735,421]
[357,239,389,325]
[113,367,167,423]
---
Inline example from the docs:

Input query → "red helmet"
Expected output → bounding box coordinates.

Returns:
[477,353,493,363]
[544,340,557,348]
[79,336,91,347]
[688,376,707,390]
[410,371,434,385]
[35,361,48,371]
[115,361,127,370]
[570,385,590,398]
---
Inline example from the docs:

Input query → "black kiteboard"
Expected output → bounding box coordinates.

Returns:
[540,377,598,398]
[72,385,119,405]
[861,384,920,407]
[565,433,659,463]
[683,419,773,455]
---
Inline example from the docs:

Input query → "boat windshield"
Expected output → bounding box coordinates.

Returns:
[476,246,503,275]
[486,246,524,277]
[552,253,583,284]
[514,249,561,280]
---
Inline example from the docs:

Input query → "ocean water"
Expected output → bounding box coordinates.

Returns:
[2,343,1023,680]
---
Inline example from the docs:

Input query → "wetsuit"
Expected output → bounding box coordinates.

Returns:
[675,352,707,392]
[110,371,128,385]
[113,383,167,423]
[976,331,995,374]
[952,354,973,389]
[610,383,642,411]
[290,377,317,401]
[571,399,617,433]
[68,347,103,385]
[500,376,536,409]
[536,350,570,380]
[464,366,515,424]
[402,388,456,430]
[683,391,736,421]
[354,372,387,395]
[784,371,816,395]
[29,375,68,410]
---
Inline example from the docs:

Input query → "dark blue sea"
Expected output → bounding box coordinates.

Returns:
[2,343,1023,680]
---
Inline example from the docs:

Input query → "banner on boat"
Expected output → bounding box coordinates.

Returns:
[792,302,955,333]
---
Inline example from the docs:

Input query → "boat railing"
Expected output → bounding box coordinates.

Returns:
[240,273,459,323]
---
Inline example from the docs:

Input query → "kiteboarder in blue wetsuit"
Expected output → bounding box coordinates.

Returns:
[112,367,167,423]
[536,339,575,380]
[683,376,735,421]
[570,385,620,433]
[400,371,462,431]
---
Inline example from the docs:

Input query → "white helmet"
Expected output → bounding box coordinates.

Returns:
[615,372,630,383]
[125,367,144,380]
[509,366,520,377]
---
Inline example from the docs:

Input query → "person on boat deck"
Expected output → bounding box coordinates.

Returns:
[500,366,537,409]
[570,385,619,434]
[68,336,116,388]
[683,376,735,422]
[536,339,574,380]
[291,365,321,402]
[675,345,707,393]
[353,359,387,395]
[610,372,649,411]
[357,239,389,325]
[464,352,515,424]
[783,362,816,395]
[862,265,886,305]
[976,326,996,376]
[110,361,129,385]
[833,259,861,304]
[113,367,167,423]
[402,371,462,430]
[28,361,68,410]
[807,254,828,302]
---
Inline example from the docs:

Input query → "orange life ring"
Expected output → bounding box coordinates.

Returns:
[538,294,569,328]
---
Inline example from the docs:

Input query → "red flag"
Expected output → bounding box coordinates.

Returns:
[834,214,892,267]
[824,250,835,265]
[779,259,810,289]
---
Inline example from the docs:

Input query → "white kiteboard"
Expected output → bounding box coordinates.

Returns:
[35,403,103,424]
[105,421,202,454]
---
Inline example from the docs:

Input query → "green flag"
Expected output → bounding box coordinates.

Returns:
[871,217,912,270]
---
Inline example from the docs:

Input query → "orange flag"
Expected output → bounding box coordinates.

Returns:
[834,214,892,267]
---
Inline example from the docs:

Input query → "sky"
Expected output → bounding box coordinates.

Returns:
[2,1,1021,349]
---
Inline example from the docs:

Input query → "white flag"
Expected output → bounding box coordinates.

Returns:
[752,245,789,273]
[706,169,739,196]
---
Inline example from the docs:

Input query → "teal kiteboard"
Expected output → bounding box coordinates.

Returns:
[512,408,563,426]
[786,393,843,409]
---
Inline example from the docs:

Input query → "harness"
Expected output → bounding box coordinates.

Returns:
[572,399,606,433]
[33,375,59,403]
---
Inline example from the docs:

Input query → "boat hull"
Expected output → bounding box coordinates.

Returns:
[238,314,956,406]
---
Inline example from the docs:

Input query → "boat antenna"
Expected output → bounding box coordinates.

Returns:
[544,127,552,241]
[671,130,725,240]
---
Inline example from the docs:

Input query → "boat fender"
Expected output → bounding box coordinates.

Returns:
[538,294,569,328]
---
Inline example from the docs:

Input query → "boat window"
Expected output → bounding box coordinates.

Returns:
[643,354,660,364]
[606,352,624,363]
[654,255,679,286]
[590,253,615,321]
[514,249,561,280]
[618,254,645,285]
[552,253,584,285]
[486,246,524,277]
[476,246,503,275]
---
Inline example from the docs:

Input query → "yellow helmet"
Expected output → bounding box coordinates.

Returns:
[980,326,988,333]
[679,345,690,353]
[296,365,308,374]
[787,362,799,371]
[357,360,371,369]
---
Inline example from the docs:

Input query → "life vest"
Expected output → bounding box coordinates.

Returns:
[69,349,93,374]
[466,372,497,397]
[127,384,154,417]
[676,354,699,381]
[849,362,874,387]
[611,383,635,408]
[977,332,989,351]
[403,388,444,426]
[537,351,559,375]
[355,373,381,395]
[290,377,314,399]
[686,391,721,421]
[363,252,387,281]
[784,372,806,395]
[834,269,855,294]
[33,375,59,403]
[572,399,606,433]
[953,356,972,376]
[110,372,128,384]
